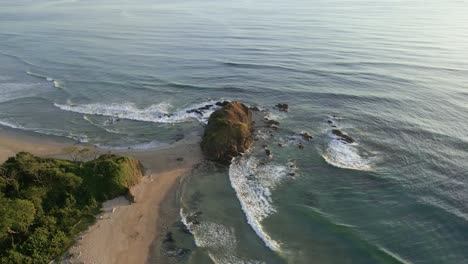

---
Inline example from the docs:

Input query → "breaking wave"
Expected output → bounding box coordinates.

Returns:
[321,125,374,171]
[229,155,297,251]
[26,71,64,88]
[54,100,222,124]
[180,209,264,264]
[0,119,88,143]
[0,120,23,130]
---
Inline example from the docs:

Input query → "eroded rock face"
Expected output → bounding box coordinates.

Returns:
[201,101,253,164]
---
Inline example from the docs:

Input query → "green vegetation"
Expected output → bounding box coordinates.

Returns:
[201,101,253,164]
[0,152,143,263]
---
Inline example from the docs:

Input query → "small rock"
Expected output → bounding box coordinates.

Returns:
[299,132,313,141]
[163,232,175,243]
[176,157,184,162]
[265,119,280,126]
[215,101,230,107]
[197,105,211,111]
[173,134,184,141]
[275,103,289,112]
[331,129,355,144]
[278,143,283,147]
[250,106,261,111]
[265,148,271,156]
[298,143,304,149]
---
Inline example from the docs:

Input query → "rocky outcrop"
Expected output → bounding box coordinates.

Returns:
[201,101,253,164]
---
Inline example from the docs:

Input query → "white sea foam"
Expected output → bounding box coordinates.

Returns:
[0,120,23,129]
[53,80,63,88]
[0,120,89,143]
[264,111,285,121]
[97,140,169,151]
[54,100,221,124]
[229,155,295,251]
[322,135,372,171]
[180,209,264,264]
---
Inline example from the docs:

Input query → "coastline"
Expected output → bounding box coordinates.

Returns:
[0,126,73,163]
[0,126,202,264]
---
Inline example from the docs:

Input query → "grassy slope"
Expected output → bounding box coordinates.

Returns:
[0,152,143,264]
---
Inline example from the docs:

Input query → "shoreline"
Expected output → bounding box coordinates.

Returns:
[0,125,73,163]
[0,126,202,264]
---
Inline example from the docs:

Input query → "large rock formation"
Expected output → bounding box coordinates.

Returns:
[201,101,253,164]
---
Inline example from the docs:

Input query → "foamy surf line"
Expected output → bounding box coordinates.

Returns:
[96,140,169,151]
[229,155,296,252]
[0,120,88,143]
[322,139,372,171]
[0,120,23,130]
[180,209,265,264]
[54,100,222,124]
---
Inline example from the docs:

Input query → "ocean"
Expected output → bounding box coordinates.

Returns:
[1,0,467,263]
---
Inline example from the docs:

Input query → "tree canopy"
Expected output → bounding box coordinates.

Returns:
[0,152,143,263]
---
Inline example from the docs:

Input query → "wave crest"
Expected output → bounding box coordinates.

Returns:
[180,209,264,264]
[229,155,296,251]
[54,100,221,124]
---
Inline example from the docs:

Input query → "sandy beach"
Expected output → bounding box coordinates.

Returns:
[67,140,202,264]
[0,127,70,163]
[0,127,202,264]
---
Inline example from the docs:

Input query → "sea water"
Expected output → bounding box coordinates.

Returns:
[0,0,467,263]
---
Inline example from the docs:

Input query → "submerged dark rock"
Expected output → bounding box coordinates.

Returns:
[163,232,175,243]
[197,104,213,111]
[299,132,313,141]
[173,134,184,142]
[201,101,253,164]
[186,109,203,115]
[332,129,355,144]
[215,101,230,107]
[265,119,280,126]
[275,103,289,112]
[250,106,261,111]
[162,231,191,259]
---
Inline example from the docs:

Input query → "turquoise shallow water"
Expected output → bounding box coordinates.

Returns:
[1,0,468,263]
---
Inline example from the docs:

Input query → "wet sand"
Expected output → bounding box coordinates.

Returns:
[0,126,71,162]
